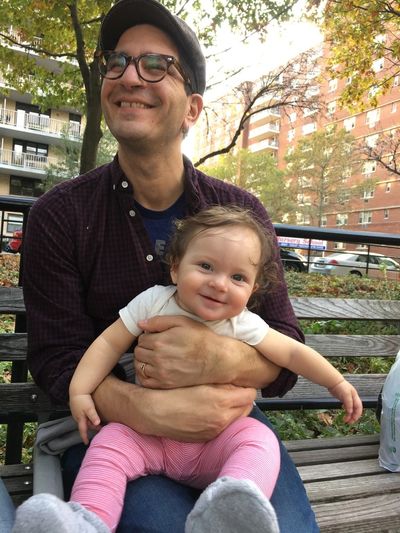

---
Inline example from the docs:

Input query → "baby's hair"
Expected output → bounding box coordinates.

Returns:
[166,205,280,295]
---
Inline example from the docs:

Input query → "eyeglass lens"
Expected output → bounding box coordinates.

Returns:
[102,53,170,81]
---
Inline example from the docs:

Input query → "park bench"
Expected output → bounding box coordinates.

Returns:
[0,285,400,532]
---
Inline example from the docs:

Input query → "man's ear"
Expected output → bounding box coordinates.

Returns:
[183,93,203,132]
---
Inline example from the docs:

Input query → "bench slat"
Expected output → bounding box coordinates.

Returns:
[291,297,400,321]
[285,434,380,452]
[297,459,383,481]
[304,473,400,504]
[0,333,27,360]
[311,493,400,532]
[0,383,66,415]
[0,287,24,314]
[290,444,379,466]
[305,334,400,358]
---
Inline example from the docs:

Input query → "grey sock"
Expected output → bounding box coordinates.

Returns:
[185,476,280,533]
[12,493,110,533]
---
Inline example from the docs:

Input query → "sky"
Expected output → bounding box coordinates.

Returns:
[183,15,323,157]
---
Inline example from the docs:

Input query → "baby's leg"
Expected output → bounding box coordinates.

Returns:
[184,417,281,533]
[183,416,280,497]
[71,422,165,531]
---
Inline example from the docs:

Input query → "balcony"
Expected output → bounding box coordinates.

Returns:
[0,108,82,145]
[0,148,58,178]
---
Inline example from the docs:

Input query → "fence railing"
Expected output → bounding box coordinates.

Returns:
[1,194,400,274]
[0,149,58,173]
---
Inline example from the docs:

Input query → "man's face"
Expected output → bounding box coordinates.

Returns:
[101,24,199,150]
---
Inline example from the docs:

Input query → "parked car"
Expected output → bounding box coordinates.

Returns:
[3,229,22,253]
[309,251,400,279]
[280,249,307,272]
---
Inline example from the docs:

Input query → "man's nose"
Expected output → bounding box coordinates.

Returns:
[120,62,145,86]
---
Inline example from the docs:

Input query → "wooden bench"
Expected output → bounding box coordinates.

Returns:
[1,286,400,531]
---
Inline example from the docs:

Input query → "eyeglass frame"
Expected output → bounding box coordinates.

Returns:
[96,50,192,89]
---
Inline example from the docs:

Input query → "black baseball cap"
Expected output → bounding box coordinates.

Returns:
[99,0,206,95]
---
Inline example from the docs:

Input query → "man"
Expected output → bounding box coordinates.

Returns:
[22,0,319,531]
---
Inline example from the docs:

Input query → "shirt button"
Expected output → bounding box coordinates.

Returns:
[129,210,136,217]
[121,181,128,188]
[146,254,154,262]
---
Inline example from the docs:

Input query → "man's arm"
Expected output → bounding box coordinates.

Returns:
[134,316,281,390]
[93,374,256,441]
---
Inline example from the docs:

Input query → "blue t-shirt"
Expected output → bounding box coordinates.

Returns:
[135,194,185,259]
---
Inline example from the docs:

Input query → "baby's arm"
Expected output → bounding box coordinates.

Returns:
[69,318,136,443]
[256,329,363,423]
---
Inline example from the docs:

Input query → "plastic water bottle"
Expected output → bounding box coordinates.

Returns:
[379,350,400,472]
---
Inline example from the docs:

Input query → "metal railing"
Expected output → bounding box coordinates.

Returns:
[0,148,58,173]
[1,194,399,273]
[0,108,82,140]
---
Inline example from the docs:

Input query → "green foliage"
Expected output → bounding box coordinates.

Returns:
[0,0,301,174]
[200,149,296,223]
[267,408,380,441]
[308,0,400,110]
[284,126,364,226]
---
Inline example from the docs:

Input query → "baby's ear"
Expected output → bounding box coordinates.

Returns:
[170,263,178,284]
[252,283,259,294]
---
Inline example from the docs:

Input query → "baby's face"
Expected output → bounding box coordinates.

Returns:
[170,225,260,321]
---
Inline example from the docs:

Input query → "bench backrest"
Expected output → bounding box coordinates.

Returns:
[1,286,399,462]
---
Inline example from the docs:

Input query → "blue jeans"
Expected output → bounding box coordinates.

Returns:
[0,478,16,533]
[61,406,319,532]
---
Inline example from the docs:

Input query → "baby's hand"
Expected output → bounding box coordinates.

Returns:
[328,380,363,424]
[69,393,101,445]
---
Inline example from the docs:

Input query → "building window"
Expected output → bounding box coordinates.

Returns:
[328,79,338,92]
[366,109,380,127]
[392,102,397,113]
[334,242,346,250]
[302,122,317,135]
[359,211,372,224]
[10,176,43,198]
[289,112,297,123]
[288,129,295,142]
[362,160,377,174]
[5,213,23,234]
[336,213,348,226]
[394,76,399,87]
[384,209,389,219]
[344,117,356,131]
[363,189,374,200]
[372,58,384,72]
[386,182,391,192]
[327,101,336,115]
[320,216,327,227]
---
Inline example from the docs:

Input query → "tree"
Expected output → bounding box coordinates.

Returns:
[195,49,321,167]
[284,126,365,226]
[200,148,296,223]
[0,0,299,175]
[308,0,400,109]
[362,130,400,177]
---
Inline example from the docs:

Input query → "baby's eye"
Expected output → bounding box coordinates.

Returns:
[200,262,212,271]
[232,274,245,282]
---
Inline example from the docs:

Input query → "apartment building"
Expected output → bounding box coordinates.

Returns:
[278,45,400,238]
[194,39,400,246]
[0,31,83,236]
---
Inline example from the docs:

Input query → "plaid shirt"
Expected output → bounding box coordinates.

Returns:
[23,156,302,405]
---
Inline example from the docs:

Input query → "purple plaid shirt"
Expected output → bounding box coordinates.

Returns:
[23,156,302,405]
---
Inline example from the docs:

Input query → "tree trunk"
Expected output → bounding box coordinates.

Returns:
[79,68,103,175]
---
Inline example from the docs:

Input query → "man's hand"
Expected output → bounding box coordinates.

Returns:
[134,315,280,390]
[134,315,222,389]
[93,375,256,441]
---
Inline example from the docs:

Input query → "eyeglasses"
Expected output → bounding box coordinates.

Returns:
[97,51,191,88]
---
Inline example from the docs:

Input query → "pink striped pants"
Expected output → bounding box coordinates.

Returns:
[71,417,280,532]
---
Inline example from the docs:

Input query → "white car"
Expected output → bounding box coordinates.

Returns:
[309,251,400,279]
